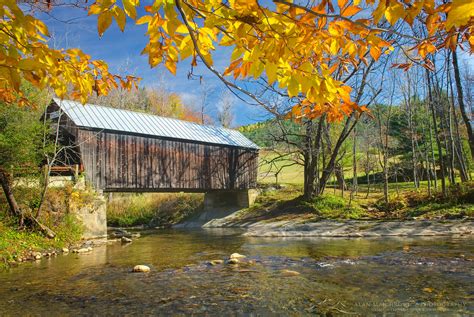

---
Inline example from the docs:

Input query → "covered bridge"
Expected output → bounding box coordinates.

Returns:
[46,98,259,202]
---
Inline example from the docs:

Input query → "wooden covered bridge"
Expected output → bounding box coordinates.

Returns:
[46,98,259,208]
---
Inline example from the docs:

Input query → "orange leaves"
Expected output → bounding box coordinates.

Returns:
[341,5,362,17]
[418,41,437,58]
[369,46,381,60]
[223,58,243,77]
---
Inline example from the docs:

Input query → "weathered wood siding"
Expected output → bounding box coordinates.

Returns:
[77,129,258,192]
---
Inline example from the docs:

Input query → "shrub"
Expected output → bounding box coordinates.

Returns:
[374,194,407,213]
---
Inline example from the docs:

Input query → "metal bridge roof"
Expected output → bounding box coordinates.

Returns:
[52,98,258,149]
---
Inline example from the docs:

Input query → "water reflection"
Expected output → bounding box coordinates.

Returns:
[0,229,472,315]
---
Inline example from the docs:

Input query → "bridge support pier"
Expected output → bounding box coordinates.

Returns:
[71,194,108,239]
[204,189,259,209]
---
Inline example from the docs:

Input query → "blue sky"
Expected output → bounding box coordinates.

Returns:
[39,6,268,127]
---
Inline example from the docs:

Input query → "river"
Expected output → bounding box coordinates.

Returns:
[0,229,473,315]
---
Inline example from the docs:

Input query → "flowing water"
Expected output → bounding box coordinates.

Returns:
[0,229,473,316]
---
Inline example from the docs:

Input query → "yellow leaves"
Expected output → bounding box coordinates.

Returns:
[165,59,177,75]
[265,62,278,84]
[328,23,343,37]
[112,6,126,32]
[34,20,50,37]
[287,77,299,97]
[98,10,113,36]
[18,59,38,71]
[384,2,405,25]
[175,25,190,34]
[88,4,102,15]
[136,15,152,25]
[231,0,258,14]
[445,0,474,30]
[1,0,139,106]
[123,0,138,20]
[6,0,474,122]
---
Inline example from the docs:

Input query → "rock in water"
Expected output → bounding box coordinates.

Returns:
[281,270,300,276]
[133,265,151,273]
[227,258,240,265]
[62,248,69,253]
[73,248,90,253]
[121,237,132,243]
[230,253,246,259]
[208,260,224,266]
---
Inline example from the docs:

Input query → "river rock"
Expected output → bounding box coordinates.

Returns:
[73,248,91,253]
[227,258,240,265]
[32,252,42,260]
[281,269,300,276]
[62,248,69,253]
[121,237,132,243]
[208,260,224,266]
[133,265,151,273]
[230,253,246,259]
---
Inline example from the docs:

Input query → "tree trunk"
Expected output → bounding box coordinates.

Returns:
[426,69,447,196]
[303,120,316,200]
[0,169,56,238]
[0,169,23,221]
[452,49,474,159]
[352,129,358,194]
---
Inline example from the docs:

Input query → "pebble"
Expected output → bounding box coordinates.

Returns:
[121,237,132,243]
[208,260,224,266]
[62,248,69,253]
[133,265,151,273]
[230,253,246,259]
[280,269,300,276]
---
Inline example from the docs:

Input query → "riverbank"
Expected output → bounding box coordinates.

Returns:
[0,215,82,269]
[240,219,474,237]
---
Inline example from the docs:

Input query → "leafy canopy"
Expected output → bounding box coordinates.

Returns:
[2,0,473,120]
[0,0,139,106]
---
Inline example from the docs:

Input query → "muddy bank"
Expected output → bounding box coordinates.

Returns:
[240,220,474,237]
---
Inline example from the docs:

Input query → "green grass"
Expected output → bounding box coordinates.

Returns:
[306,195,368,219]
[107,193,204,227]
[258,150,304,184]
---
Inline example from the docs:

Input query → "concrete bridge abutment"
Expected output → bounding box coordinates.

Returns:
[204,189,259,209]
[71,194,108,239]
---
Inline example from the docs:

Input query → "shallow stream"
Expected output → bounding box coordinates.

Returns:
[0,229,473,315]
